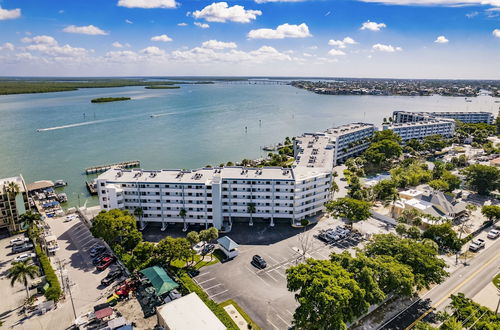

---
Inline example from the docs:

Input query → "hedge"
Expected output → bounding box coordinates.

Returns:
[177,272,239,330]
[35,244,62,301]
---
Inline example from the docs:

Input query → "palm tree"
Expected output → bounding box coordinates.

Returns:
[384,192,401,218]
[134,207,144,230]
[179,208,187,231]
[5,182,20,232]
[247,202,256,226]
[7,260,39,298]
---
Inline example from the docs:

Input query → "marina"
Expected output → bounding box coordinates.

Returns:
[85,160,141,175]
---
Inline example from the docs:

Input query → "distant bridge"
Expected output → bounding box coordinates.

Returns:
[218,80,290,85]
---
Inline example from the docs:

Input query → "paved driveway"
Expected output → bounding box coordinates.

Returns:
[193,216,370,329]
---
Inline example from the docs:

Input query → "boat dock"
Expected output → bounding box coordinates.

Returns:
[86,181,98,195]
[85,160,140,174]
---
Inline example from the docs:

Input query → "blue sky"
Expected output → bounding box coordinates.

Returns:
[0,0,499,78]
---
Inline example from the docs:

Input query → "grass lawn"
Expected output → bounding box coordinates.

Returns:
[220,299,262,330]
[171,249,225,270]
[493,273,500,289]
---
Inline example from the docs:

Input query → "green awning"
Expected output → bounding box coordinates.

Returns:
[140,266,179,296]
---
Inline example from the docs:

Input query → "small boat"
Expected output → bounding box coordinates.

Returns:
[54,180,67,188]
[57,193,68,203]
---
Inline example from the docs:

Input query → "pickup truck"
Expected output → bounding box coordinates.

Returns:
[469,238,485,252]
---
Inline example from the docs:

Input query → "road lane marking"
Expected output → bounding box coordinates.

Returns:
[407,252,500,329]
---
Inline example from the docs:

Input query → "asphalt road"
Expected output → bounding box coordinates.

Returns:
[379,237,500,329]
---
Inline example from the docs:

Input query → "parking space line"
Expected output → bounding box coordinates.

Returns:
[209,289,229,299]
[272,269,287,278]
[245,265,258,275]
[276,313,291,327]
[197,277,216,285]
[254,274,271,287]
[266,255,279,264]
[285,309,294,316]
[267,319,280,330]
[203,283,222,291]
[198,271,211,276]
[264,272,279,283]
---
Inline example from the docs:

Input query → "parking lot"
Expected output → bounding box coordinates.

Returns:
[192,216,386,329]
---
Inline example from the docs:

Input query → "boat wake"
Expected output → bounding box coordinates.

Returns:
[36,119,117,132]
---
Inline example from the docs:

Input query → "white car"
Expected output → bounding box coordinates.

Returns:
[193,241,207,254]
[12,253,35,263]
[10,237,29,246]
[487,229,499,239]
[64,214,77,222]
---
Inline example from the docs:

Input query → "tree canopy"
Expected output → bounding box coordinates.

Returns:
[326,198,371,226]
[364,234,448,290]
[461,164,500,195]
[91,209,142,251]
[422,222,463,253]
[481,205,500,222]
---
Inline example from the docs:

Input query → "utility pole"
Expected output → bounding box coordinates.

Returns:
[56,258,65,294]
[66,277,77,320]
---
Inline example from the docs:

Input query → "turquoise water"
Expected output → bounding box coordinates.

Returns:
[0,83,497,207]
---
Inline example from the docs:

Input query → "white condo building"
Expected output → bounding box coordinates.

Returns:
[427,111,494,124]
[96,123,373,230]
[383,111,456,141]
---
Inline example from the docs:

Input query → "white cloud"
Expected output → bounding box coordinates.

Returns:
[194,22,210,29]
[0,42,15,51]
[248,23,312,39]
[22,35,89,57]
[22,35,58,46]
[434,35,449,43]
[372,43,402,52]
[112,41,130,48]
[466,11,479,18]
[58,10,65,14]
[177,22,188,26]
[0,6,21,20]
[125,19,133,24]
[171,44,291,63]
[192,2,262,23]
[63,25,108,35]
[117,0,178,9]
[255,0,308,2]
[328,49,346,56]
[328,36,357,48]
[202,40,237,49]
[357,1,500,7]
[307,45,318,50]
[493,29,500,37]
[151,34,173,42]
[361,21,387,31]
[140,46,166,56]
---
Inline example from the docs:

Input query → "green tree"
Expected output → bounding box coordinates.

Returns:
[422,134,449,151]
[154,237,193,266]
[326,197,371,229]
[7,260,39,298]
[447,293,500,329]
[429,179,449,192]
[133,207,144,229]
[129,241,155,270]
[91,209,142,251]
[372,130,402,144]
[186,231,200,247]
[286,259,368,330]
[364,234,448,290]
[330,251,415,298]
[422,223,462,253]
[373,179,398,202]
[462,164,500,195]
[441,171,461,191]
[207,227,219,243]
[395,224,422,239]
[364,140,402,167]
[179,208,187,229]
[481,205,500,222]
[247,202,256,226]
[432,162,446,180]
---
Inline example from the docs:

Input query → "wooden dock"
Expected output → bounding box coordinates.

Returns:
[86,181,97,195]
[85,160,140,175]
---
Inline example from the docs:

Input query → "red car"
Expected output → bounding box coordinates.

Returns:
[96,256,116,271]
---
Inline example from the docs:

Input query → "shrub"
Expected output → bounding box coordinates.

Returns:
[35,244,62,301]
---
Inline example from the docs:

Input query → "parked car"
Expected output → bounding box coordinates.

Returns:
[487,229,499,239]
[12,243,34,254]
[101,269,123,286]
[89,245,106,257]
[64,214,77,222]
[201,243,215,255]
[10,237,29,247]
[469,238,485,252]
[96,256,116,271]
[193,241,207,253]
[251,255,267,269]
[12,253,36,263]
[92,253,112,265]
